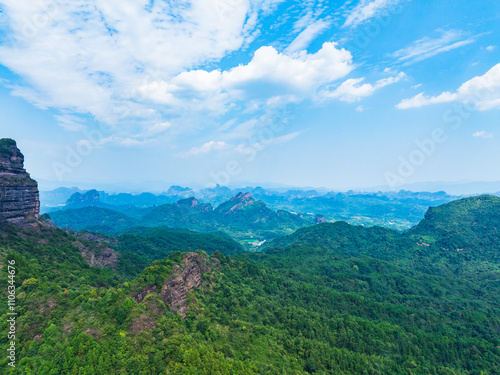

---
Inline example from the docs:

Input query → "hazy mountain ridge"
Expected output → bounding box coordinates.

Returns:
[48,190,315,242]
[41,185,469,231]
[2,195,500,373]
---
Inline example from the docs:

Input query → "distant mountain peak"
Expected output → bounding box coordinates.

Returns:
[177,196,200,207]
[230,192,253,202]
[66,189,101,208]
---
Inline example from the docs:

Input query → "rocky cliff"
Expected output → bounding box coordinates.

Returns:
[0,139,40,225]
[134,252,220,318]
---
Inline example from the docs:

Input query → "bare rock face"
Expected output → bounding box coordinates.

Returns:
[161,253,220,318]
[0,139,39,225]
[133,285,158,304]
[134,252,220,318]
[315,214,327,224]
[72,240,118,268]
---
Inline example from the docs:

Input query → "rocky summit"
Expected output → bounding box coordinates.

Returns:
[0,138,39,225]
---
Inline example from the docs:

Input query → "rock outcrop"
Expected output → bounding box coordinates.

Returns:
[176,197,213,212]
[0,139,39,225]
[71,240,118,268]
[134,252,220,318]
[161,253,220,317]
[315,214,327,224]
[214,192,263,215]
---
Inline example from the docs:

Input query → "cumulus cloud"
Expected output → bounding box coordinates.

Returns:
[0,0,281,129]
[139,42,354,111]
[391,30,475,65]
[322,72,405,102]
[177,141,228,158]
[472,131,493,139]
[397,63,500,110]
[343,0,401,28]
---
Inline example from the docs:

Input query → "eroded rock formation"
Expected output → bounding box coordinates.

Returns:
[0,139,39,225]
[71,240,118,268]
[134,252,220,318]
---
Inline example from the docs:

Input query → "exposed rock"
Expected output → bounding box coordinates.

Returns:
[37,298,57,313]
[63,227,117,245]
[135,252,220,318]
[133,285,158,304]
[315,214,327,224]
[165,185,194,197]
[130,314,156,334]
[215,192,259,215]
[84,328,102,341]
[231,192,253,203]
[176,197,213,212]
[73,241,118,268]
[161,253,219,318]
[0,139,39,225]
[177,196,200,207]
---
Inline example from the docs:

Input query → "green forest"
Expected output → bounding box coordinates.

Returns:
[1,195,500,374]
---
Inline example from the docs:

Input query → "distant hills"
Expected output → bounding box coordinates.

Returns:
[41,185,472,230]
[6,137,500,373]
[48,190,315,241]
[264,194,500,295]
[4,192,500,373]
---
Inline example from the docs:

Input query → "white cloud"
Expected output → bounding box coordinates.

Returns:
[143,121,172,137]
[486,45,496,52]
[55,114,86,132]
[355,105,366,112]
[411,83,422,89]
[139,42,354,112]
[177,141,228,158]
[100,136,149,147]
[391,30,475,64]
[343,0,401,28]
[397,63,500,110]
[472,131,493,139]
[0,0,281,132]
[323,72,405,102]
[285,20,330,54]
[396,92,457,109]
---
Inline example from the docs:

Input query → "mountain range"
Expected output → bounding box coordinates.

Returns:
[2,138,500,374]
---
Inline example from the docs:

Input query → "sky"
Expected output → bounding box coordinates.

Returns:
[0,0,499,192]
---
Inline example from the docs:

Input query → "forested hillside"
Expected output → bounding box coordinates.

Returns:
[2,195,500,373]
[49,193,313,242]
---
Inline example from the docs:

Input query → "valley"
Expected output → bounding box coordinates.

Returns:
[1,139,500,374]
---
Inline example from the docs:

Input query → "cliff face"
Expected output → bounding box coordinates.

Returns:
[160,253,219,317]
[134,252,220,318]
[0,139,40,225]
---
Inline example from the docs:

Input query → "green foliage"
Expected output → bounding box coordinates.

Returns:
[2,195,500,374]
[0,138,20,157]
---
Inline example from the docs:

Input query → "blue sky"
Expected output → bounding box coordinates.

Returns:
[0,0,499,191]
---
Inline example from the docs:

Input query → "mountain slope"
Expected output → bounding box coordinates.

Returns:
[265,221,414,261]
[409,194,500,253]
[49,206,140,235]
[50,193,312,241]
